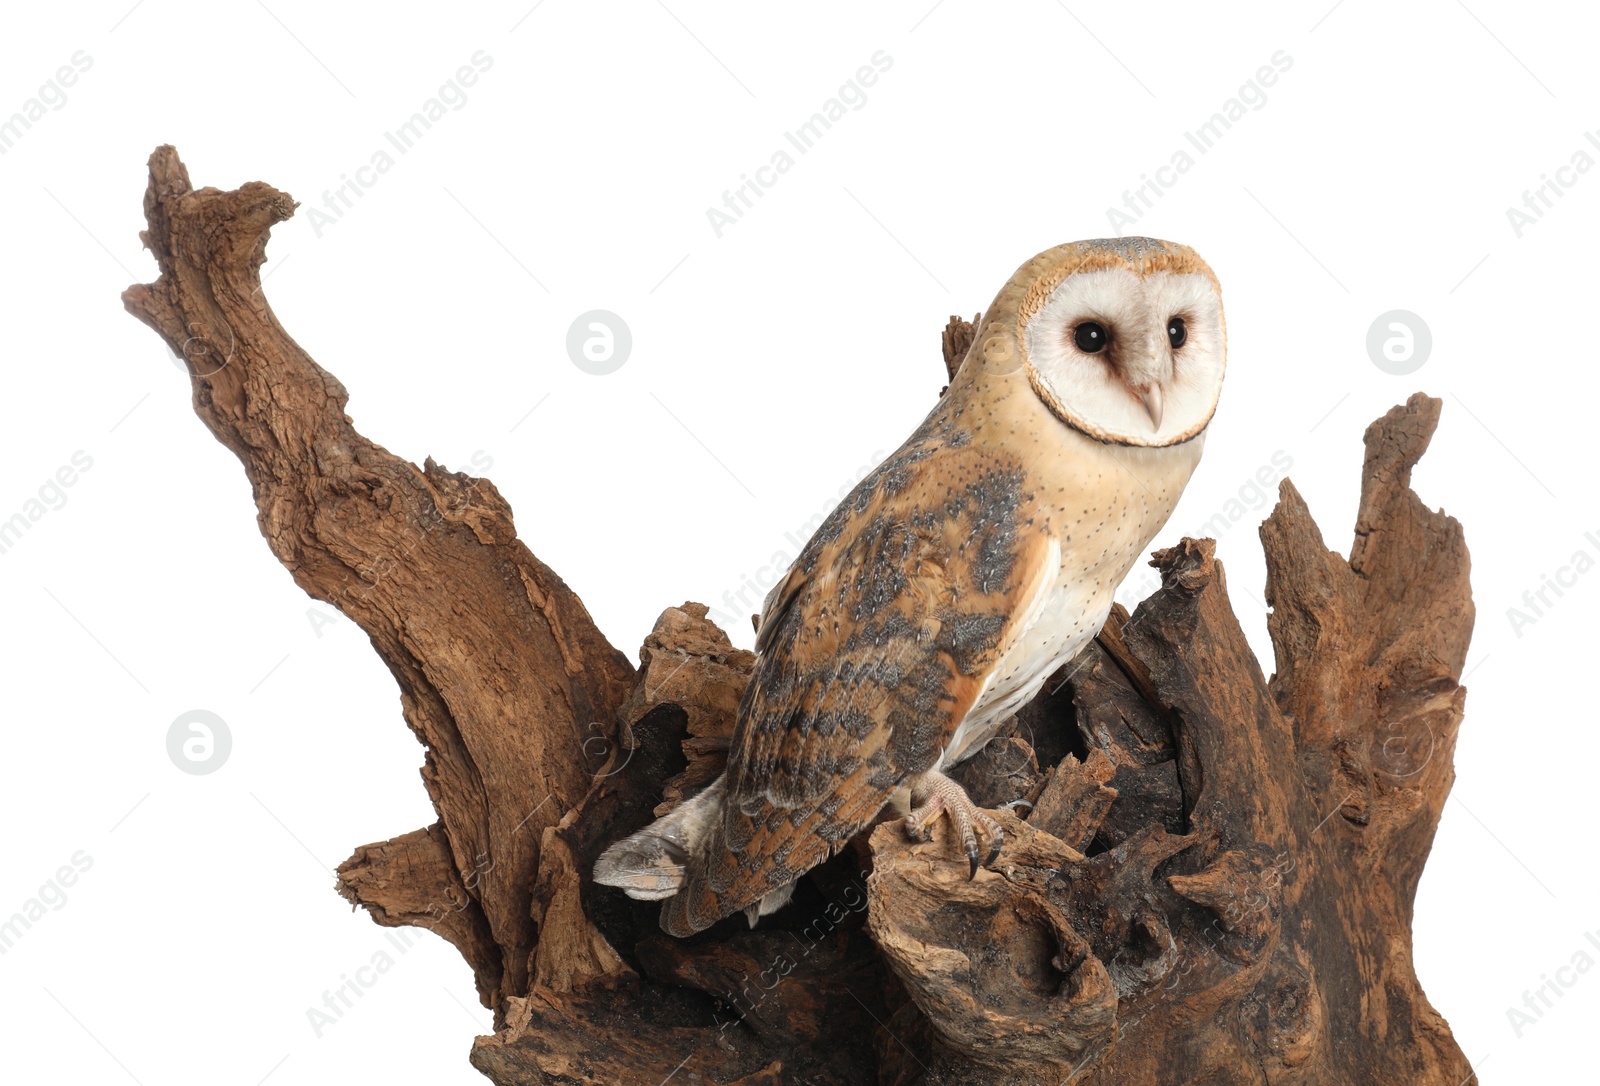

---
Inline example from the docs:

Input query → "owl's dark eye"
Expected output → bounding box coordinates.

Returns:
[1073,322,1109,354]
[1167,316,1188,349]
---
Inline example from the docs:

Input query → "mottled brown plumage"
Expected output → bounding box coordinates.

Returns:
[597,238,1227,936]
[664,429,1055,934]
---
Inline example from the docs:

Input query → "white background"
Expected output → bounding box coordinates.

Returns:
[0,1,1594,1082]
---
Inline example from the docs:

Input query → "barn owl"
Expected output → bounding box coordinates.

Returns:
[596,237,1226,936]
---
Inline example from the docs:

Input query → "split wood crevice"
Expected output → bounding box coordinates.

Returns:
[123,146,1476,1086]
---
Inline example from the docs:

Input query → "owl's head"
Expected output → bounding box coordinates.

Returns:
[984,237,1225,448]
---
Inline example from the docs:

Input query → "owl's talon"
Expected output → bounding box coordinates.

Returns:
[983,823,1005,868]
[904,790,946,842]
[1000,798,1033,814]
[906,769,1005,877]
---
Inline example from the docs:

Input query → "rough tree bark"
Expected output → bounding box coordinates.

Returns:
[123,147,1476,1085]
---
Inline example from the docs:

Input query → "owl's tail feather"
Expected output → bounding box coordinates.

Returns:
[593,777,725,901]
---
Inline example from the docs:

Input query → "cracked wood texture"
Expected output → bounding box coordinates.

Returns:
[121,147,634,1011]
[124,148,1475,1085]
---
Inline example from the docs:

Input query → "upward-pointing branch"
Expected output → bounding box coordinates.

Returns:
[122,145,635,1005]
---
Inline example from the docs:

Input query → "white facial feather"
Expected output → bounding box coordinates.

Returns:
[1022,268,1224,447]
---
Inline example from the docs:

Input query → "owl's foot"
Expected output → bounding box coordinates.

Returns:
[904,770,1004,879]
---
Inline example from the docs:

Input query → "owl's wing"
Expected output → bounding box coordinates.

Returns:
[661,433,1056,935]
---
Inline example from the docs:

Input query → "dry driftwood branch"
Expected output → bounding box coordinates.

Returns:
[125,147,1476,1085]
[121,145,634,1012]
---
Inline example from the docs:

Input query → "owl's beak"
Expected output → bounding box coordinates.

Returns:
[1137,384,1164,432]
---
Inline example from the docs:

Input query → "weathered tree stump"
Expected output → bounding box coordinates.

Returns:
[123,147,1475,1085]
